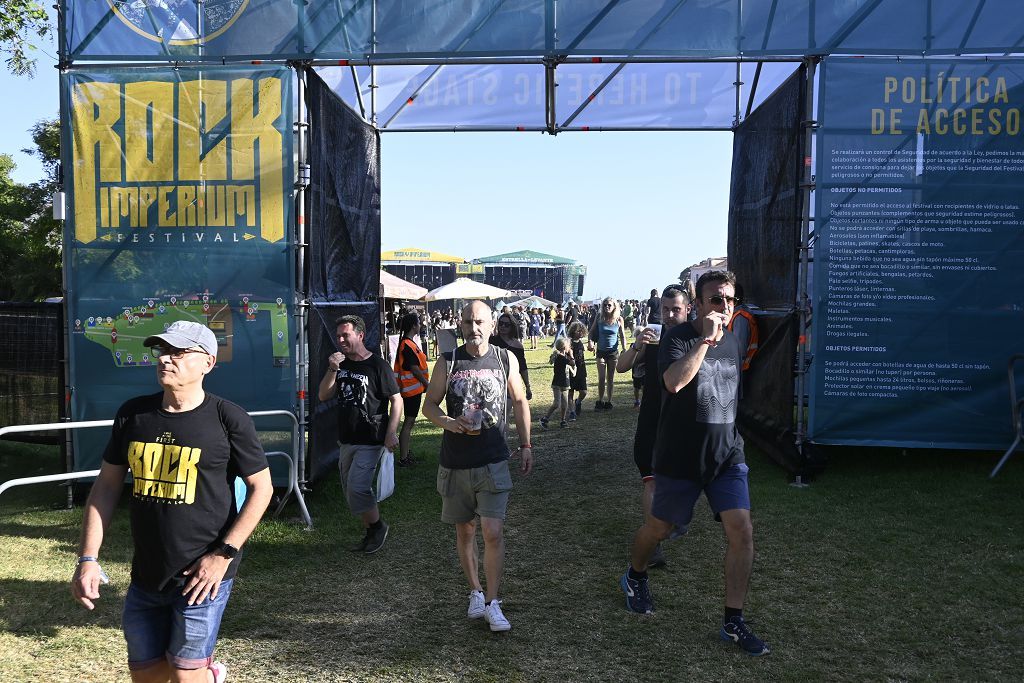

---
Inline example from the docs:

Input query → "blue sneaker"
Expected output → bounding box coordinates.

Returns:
[620,570,653,614]
[720,618,770,656]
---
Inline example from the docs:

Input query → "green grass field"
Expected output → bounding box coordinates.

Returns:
[1,345,1022,681]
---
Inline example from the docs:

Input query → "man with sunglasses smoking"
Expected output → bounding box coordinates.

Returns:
[620,270,770,657]
[72,320,272,682]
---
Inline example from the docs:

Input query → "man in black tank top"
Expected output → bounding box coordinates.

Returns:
[423,301,533,633]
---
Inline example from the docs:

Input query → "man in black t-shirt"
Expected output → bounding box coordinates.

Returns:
[620,271,770,657]
[615,284,692,569]
[71,321,272,682]
[318,315,402,554]
[423,301,533,633]
[645,288,661,325]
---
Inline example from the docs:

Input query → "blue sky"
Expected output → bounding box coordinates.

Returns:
[2,41,734,300]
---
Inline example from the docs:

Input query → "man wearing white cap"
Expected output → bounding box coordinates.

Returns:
[71,320,272,683]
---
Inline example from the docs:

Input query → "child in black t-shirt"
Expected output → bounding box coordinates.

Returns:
[540,337,576,429]
[566,321,589,420]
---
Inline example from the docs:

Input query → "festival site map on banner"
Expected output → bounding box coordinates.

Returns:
[74,294,290,368]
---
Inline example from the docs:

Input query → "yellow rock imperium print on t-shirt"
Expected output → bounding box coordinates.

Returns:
[126,436,201,504]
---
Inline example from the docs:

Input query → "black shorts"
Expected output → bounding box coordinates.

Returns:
[403,393,422,419]
[596,349,619,363]
[570,369,587,392]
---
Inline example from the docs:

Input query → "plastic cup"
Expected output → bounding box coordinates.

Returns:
[463,406,483,435]
[645,324,662,344]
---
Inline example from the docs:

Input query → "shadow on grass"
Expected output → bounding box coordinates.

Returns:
[0,578,125,635]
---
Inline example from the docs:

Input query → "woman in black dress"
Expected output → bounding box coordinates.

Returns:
[490,311,532,401]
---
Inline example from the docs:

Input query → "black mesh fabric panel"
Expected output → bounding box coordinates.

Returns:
[0,302,65,443]
[306,71,382,482]
[727,66,804,443]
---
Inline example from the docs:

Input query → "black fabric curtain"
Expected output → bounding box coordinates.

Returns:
[306,70,382,482]
[726,65,805,460]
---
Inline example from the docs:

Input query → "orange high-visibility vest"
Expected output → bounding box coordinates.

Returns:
[394,338,429,397]
[727,308,760,371]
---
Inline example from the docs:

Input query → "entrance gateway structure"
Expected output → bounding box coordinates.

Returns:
[54,1,1024,486]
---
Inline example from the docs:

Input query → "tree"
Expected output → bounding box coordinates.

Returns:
[0,117,61,300]
[1,0,50,75]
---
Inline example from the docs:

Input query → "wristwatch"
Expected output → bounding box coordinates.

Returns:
[216,542,240,559]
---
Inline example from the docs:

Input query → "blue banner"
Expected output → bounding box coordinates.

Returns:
[60,1,1024,62]
[810,58,1024,449]
[63,66,295,469]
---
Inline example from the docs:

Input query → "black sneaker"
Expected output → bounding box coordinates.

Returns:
[595,401,605,411]
[559,420,568,428]
[720,618,770,656]
[349,530,371,552]
[364,521,389,554]
[605,402,614,410]
[648,542,667,569]
[540,417,549,429]
[620,570,654,614]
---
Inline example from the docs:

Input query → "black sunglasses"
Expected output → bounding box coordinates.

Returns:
[707,295,738,305]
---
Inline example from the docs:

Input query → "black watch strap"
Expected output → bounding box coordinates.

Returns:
[217,542,240,559]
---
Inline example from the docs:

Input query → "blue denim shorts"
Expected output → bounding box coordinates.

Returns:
[651,463,750,530]
[122,578,234,671]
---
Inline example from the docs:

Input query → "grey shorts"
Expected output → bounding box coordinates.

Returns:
[339,443,384,514]
[437,461,513,523]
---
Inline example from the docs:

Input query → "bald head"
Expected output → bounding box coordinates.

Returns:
[461,300,492,319]
[460,300,494,350]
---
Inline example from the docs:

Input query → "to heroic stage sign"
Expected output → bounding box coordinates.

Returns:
[70,71,288,244]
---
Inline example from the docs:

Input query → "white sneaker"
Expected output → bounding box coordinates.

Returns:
[210,662,228,683]
[467,590,485,619]
[483,599,511,632]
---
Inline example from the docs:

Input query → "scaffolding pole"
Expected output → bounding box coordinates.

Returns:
[794,56,818,462]
[295,65,310,487]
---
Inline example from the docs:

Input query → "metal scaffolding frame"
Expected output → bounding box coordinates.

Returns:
[51,0,1024,482]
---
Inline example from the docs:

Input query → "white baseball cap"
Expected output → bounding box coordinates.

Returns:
[144,321,219,359]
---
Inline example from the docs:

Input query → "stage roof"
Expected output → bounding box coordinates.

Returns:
[381,248,467,263]
[474,250,576,265]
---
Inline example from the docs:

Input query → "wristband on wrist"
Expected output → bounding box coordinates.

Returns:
[78,556,98,565]
[702,338,716,348]
[520,444,532,449]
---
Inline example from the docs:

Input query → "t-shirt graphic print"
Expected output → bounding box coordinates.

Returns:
[336,370,371,419]
[696,356,739,425]
[127,433,202,504]
[449,365,505,431]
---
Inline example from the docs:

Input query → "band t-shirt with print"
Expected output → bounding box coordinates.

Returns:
[440,345,510,469]
[103,393,269,592]
[653,324,745,483]
[335,354,400,445]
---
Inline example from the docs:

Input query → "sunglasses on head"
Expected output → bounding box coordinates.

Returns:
[707,295,737,305]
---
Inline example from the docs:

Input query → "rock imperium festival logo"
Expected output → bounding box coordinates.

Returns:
[107,0,249,44]
[71,73,287,244]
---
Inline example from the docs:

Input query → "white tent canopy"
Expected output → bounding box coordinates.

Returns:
[423,278,512,302]
[509,296,558,309]
[380,269,427,300]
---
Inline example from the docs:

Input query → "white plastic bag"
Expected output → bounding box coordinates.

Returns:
[375,448,396,502]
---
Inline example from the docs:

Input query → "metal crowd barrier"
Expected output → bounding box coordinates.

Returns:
[990,354,1024,479]
[0,410,312,529]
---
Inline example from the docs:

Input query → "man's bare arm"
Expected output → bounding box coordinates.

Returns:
[71,461,127,610]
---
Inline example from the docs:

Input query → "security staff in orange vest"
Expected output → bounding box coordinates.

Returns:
[394,313,430,467]
[727,306,759,372]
